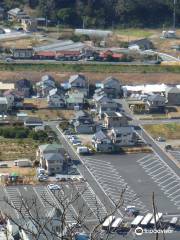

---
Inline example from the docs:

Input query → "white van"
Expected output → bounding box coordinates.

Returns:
[77,146,90,155]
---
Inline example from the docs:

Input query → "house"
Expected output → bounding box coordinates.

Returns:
[73,111,95,134]
[97,100,121,119]
[43,152,65,175]
[56,50,81,61]
[69,74,88,89]
[36,75,56,97]
[0,97,8,113]
[11,48,34,59]
[15,79,33,97]
[102,76,122,98]
[65,91,85,110]
[146,94,166,112]
[129,38,154,50]
[37,144,66,160]
[24,117,43,127]
[165,87,180,105]
[4,89,24,108]
[35,51,56,59]
[21,18,37,32]
[8,8,29,22]
[103,112,128,129]
[47,88,65,108]
[110,127,137,146]
[92,130,114,152]
[0,82,15,95]
[93,94,109,108]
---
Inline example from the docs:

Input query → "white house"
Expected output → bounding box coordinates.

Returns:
[110,127,137,146]
[47,88,65,108]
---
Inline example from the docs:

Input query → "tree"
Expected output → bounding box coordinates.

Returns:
[2,184,126,240]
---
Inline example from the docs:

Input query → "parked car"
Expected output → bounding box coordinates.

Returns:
[156,136,166,142]
[0,163,8,168]
[38,176,48,182]
[48,184,61,191]
[72,141,82,146]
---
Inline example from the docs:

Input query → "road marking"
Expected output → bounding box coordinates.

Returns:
[148,166,166,175]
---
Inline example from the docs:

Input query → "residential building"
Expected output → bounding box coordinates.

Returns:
[102,76,122,98]
[43,152,64,175]
[97,100,121,119]
[47,88,65,108]
[165,86,180,105]
[4,89,24,108]
[8,8,29,22]
[36,75,55,97]
[15,79,32,97]
[110,127,137,146]
[24,117,43,127]
[21,18,37,32]
[146,94,166,112]
[69,74,88,89]
[92,130,114,152]
[103,112,128,129]
[11,48,34,59]
[56,50,81,60]
[65,91,84,110]
[0,97,8,113]
[0,82,15,95]
[73,111,95,134]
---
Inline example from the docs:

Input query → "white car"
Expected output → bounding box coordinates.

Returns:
[48,184,61,191]
[72,141,81,146]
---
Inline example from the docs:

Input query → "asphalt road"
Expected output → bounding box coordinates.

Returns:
[48,122,123,217]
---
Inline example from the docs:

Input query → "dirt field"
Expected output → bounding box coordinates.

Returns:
[24,109,75,120]
[1,71,180,85]
[0,138,39,161]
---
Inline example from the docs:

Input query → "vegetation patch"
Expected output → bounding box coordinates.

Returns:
[144,123,180,140]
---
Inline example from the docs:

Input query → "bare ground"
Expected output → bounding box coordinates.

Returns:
[1,71,180,85]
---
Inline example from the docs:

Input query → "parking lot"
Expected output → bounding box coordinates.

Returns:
[75,182,107,220]
[168,149,180,164]
[137,154,180,210]
[82,155,148,214]
[81,152,180,214]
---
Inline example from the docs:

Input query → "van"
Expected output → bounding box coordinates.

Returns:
[77,146,89,155]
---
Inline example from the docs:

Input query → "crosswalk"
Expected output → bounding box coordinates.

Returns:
[137,154,180,210]
[76,182,107,220]
[83,157,148,214]
[4,186,29,218]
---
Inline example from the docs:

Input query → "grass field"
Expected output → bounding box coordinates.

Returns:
[114,28,155,38]
[1,62,180,74]
[144,123,180,140]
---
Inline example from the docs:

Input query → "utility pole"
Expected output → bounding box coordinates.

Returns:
[152,192,158,240]
[173,0,176,30]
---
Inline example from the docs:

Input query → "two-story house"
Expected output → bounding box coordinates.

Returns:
[65,91,85,110]
[36,75,56,97]
[110,127,137,146]
[15,79,33,97]
[69,74,88,89]
[102,76,122,98]
[73,110,95,134]
[103,112,128,129]
[37,144,66,175]
[47,88,65,108]
[92,130,114,152]
[97,100,121,119]
[146,94,166,113]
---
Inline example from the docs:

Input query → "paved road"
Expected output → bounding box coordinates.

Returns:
[48,122,123,217]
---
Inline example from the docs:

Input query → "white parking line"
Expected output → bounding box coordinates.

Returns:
[148,166,166,175]
[145,163,163,172]
[158,176,178,186]
[142,160,160,168]
[153,171,171,180]
[167,188,180,197]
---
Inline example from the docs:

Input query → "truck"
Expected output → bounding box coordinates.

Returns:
[111,217,123,231]
[131,215,144,228]
[150,213,163,226]
[14,159,32,167]
[102,216,115,230]
[140,213,153,227]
